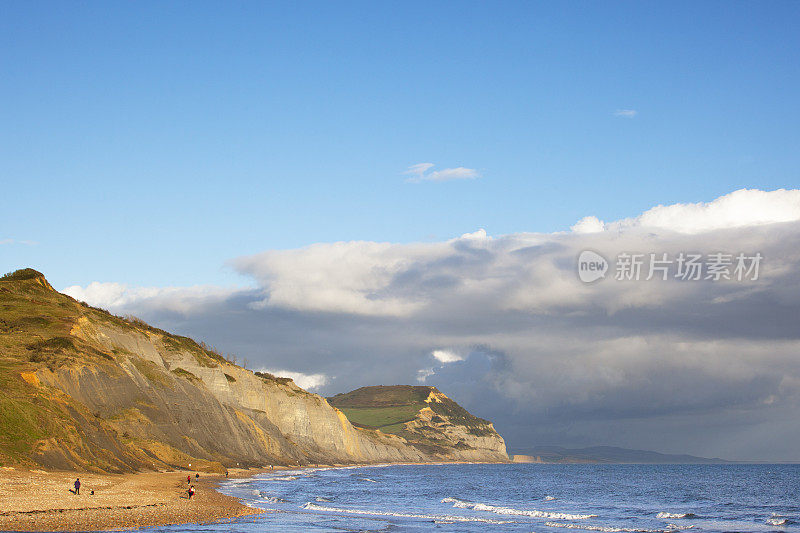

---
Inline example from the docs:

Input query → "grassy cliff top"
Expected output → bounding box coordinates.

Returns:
[0,268,47,282]
[328,385,439,408]
[0,268,230,368]
[328,385,491,435]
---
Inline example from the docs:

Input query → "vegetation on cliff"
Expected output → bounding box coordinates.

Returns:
[329,385,506,457]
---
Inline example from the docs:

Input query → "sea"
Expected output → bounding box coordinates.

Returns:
[152,463,799,532]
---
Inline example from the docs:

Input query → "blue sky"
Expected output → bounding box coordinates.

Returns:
[2,1,798,289]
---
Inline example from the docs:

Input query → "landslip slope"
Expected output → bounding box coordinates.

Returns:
[0,269,508,472]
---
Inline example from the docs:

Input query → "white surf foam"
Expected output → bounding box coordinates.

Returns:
[223,478,255,485]
[657,512,697,519]
[546,521,695,532]
[315,496,332,502]
[359,478,378,483]
[302,502,514,524]
[248,489,283,502]
[766,517,790,526]
[442,497,596,520]
[545,496,558,501]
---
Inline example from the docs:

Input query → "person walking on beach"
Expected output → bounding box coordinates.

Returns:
[74,478,80,495]
[195,473,199,481]
[188,484,195,500]
[187,475,191,485]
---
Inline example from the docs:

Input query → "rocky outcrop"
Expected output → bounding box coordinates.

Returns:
[0,270,508,472]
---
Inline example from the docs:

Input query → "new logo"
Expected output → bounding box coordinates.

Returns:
[577,250,608,283]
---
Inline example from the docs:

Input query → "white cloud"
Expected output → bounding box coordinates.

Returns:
[599,188,800,234]
[233,240,449,316]
[417,350,465,384]
[404,162,435,176]
[62,281,236,316]
[416,368,435,382]
[226,188,800,318]
[460,228,488,240]
[257,368,329,390]
[431,349,464,364]
[571,216,606,234]
[614,109,637,118]
[63,281,129,307]
[0,238,37,245]
[404,163,480,183]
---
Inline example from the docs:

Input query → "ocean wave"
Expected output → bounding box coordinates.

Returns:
[359,478,378,483]
[259,475,299,481]
[315,496,332,502]
[301,502,514,524]
[222,478,254,485]
[657,512,698,519]
[442,497,596,519]
[766,517,792,526]
[243,501,265,509]
[546,521,695,532]
[546,496,558,501]
[249,489,284,502]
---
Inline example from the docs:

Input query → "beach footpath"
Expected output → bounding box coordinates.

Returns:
[0,467,265,531]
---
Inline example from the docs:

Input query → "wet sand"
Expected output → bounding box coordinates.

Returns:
[0,467,266,532]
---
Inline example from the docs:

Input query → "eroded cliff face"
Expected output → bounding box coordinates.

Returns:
[0,272,508,472]
[400,390,508,462]
[34,317,427,471]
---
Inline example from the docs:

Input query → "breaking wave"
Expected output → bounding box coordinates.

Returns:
[766,517,792,526]
[301,502,514,524]
[442,497,596,519]
[249,489,284,502]
[546,521,695,532]
[657,512,698,519]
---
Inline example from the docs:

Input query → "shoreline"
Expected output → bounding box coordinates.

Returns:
[0,462,503,532]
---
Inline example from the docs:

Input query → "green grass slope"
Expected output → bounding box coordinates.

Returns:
[327,385,431,430]
[329,385,491,431]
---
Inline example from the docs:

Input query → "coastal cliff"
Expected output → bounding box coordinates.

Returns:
[329,385,508,462]
[0,269,508,472]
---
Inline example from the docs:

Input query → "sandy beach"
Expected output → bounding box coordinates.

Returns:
[0,467,267,532]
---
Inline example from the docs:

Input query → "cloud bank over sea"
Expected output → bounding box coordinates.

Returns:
[64,189,800,461]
